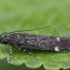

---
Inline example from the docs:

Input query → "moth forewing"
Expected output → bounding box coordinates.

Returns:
[7,33,70,52]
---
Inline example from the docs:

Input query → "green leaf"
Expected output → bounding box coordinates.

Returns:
[0,0,70,70]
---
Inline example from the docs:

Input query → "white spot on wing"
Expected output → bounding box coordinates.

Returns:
[16,35,20,39]
[27,41,30,43]
[37,38,39,41]
[39,43,40,46]
[56,37,60,41]
[54,46,59,52]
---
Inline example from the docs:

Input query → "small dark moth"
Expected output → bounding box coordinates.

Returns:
[0,25,70,63]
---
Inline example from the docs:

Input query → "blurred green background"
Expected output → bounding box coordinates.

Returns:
[0,0,70,70]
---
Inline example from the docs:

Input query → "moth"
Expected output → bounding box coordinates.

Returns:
[0,25,70,63]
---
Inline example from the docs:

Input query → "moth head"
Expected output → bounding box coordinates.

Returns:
[0,33,10,44]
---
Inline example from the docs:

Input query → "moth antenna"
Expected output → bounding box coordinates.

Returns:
[0,32,8,38]
[7,25,51,34]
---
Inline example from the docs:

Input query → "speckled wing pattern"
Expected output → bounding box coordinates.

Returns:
[9,33,70,52]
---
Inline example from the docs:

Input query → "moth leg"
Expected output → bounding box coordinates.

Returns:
[25,50,37,58]
[8,46,12,63]
[22,49,37,58]
[23,49,26,52]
